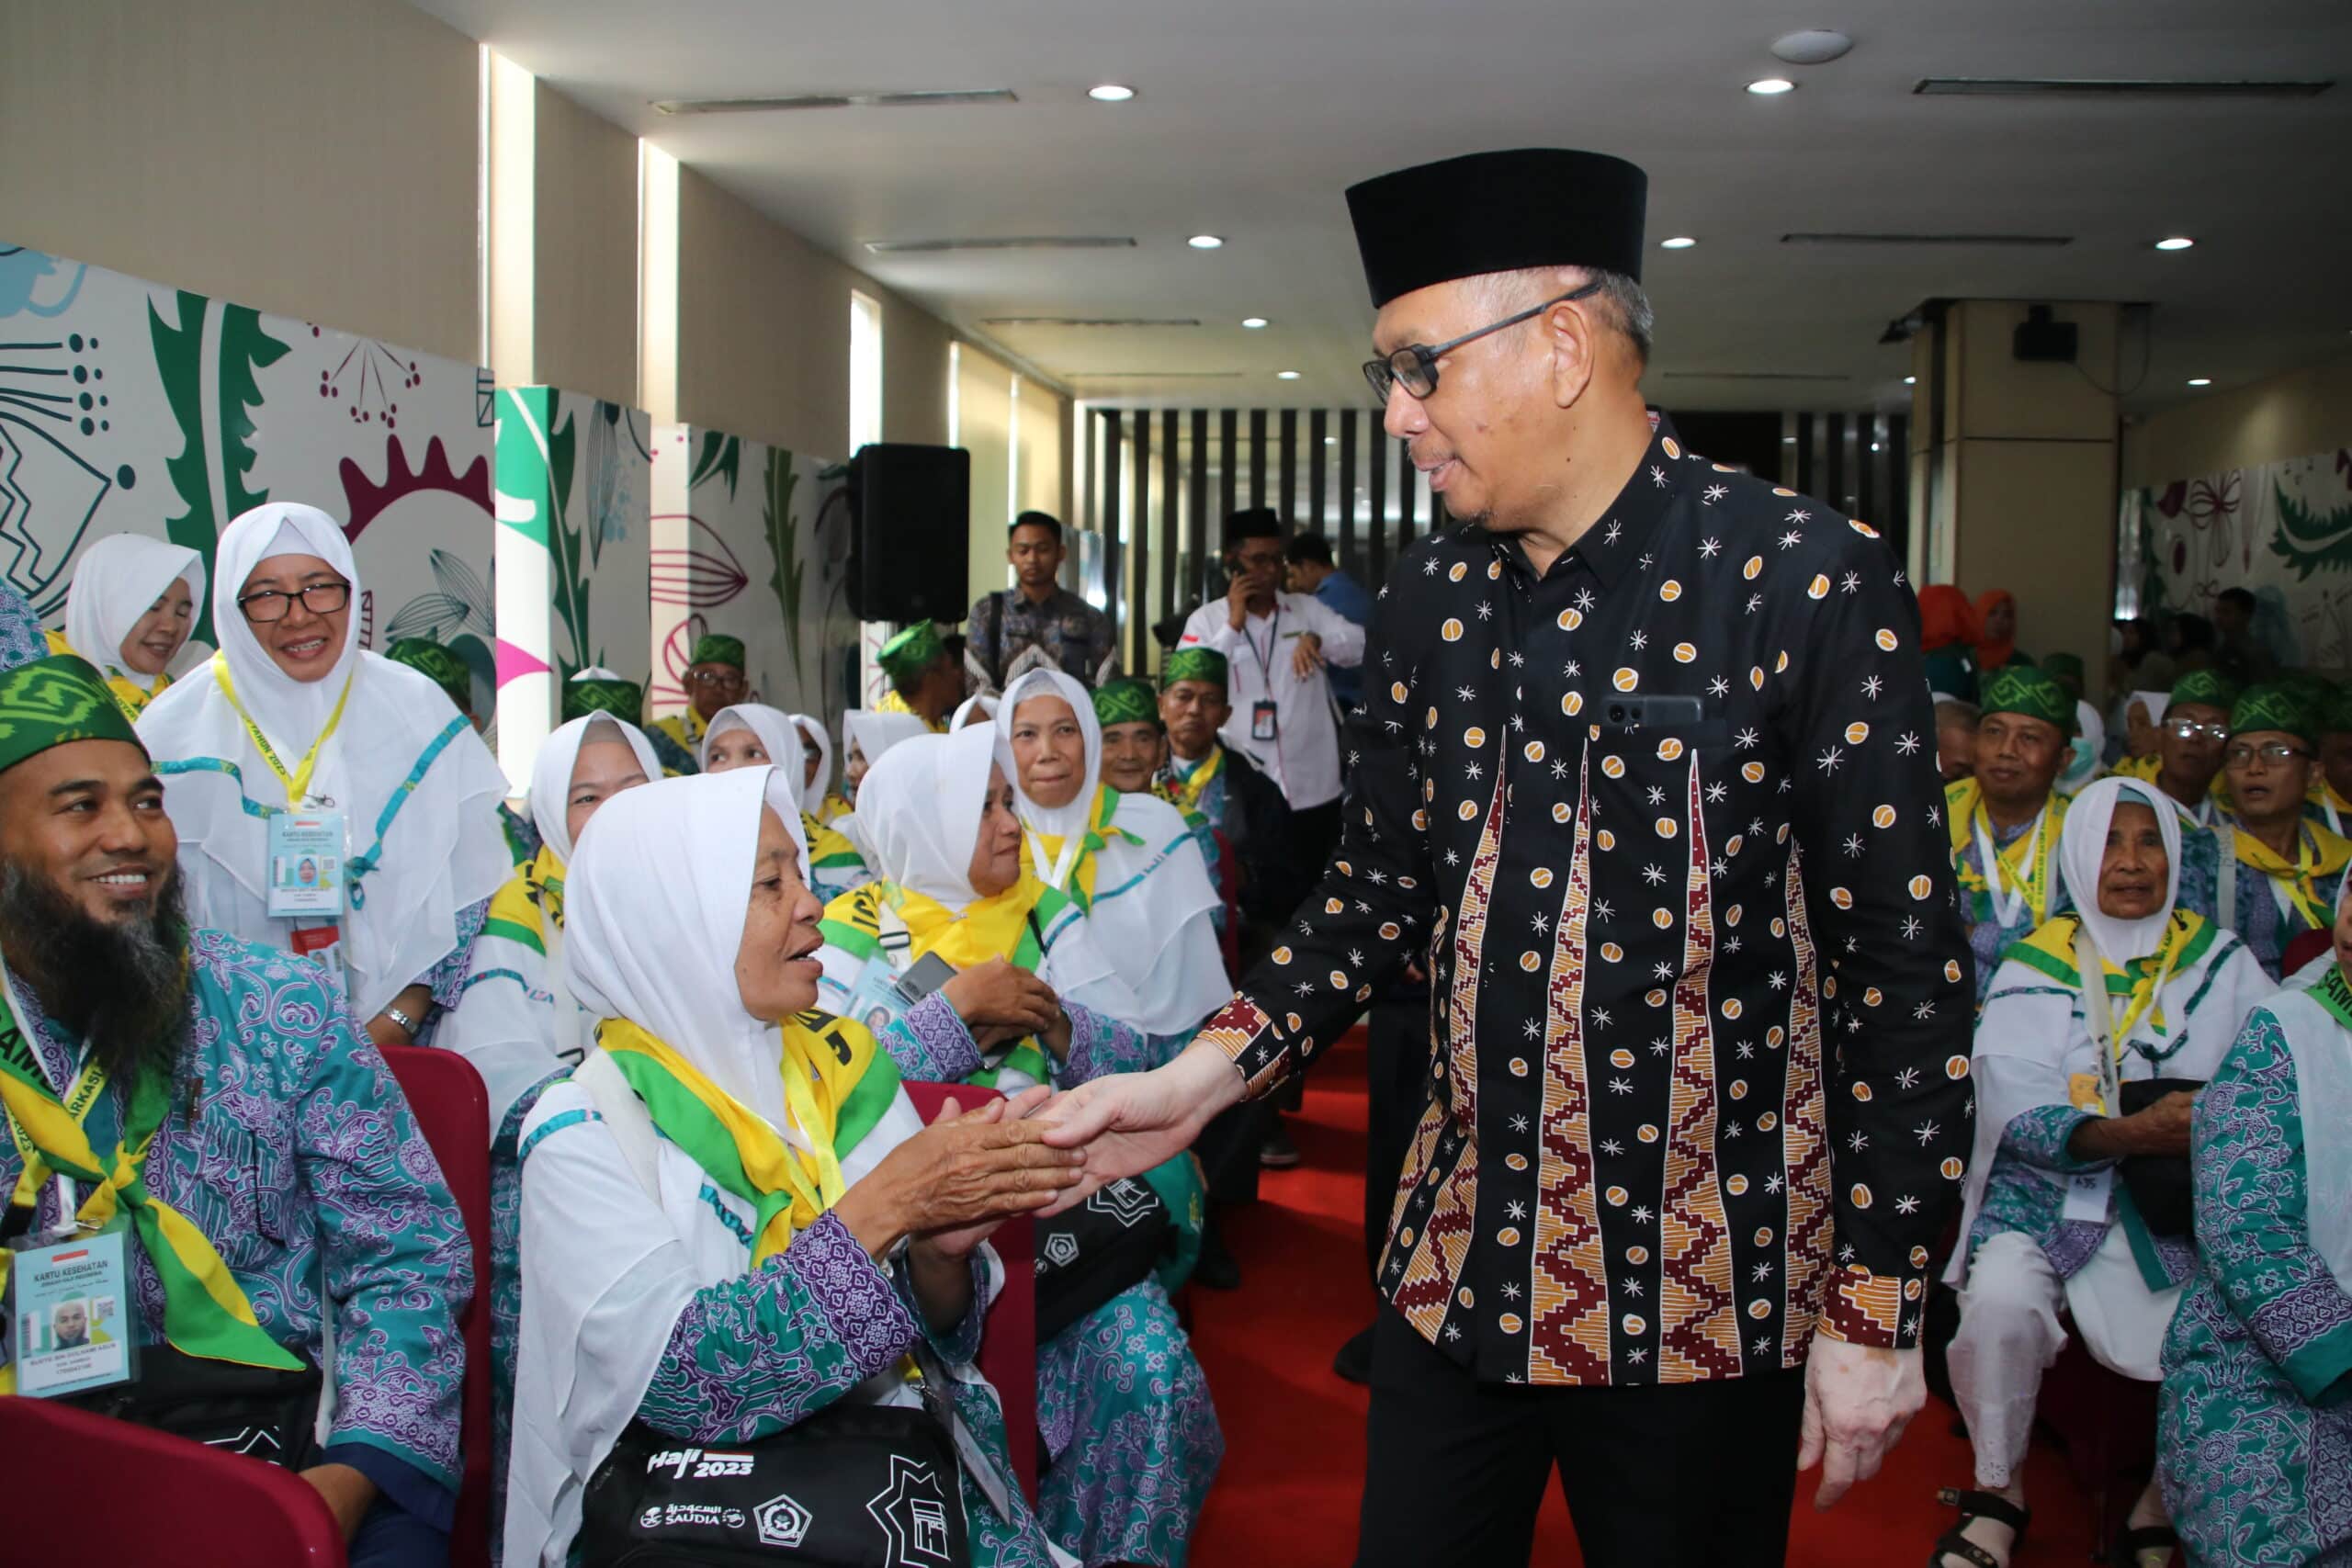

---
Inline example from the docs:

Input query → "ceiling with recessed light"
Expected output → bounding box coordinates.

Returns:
[407,0,2352,415]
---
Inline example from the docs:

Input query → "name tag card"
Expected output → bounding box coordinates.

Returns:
[266,811,347,919]
[8,1219,135,1397]
[1250,701,1280,743]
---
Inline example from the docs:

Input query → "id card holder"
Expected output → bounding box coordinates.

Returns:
[289,920,345,980]
[1250,700,1279,743]
[2067,1073,2106,1114]
[266,809,347,919]
[7,1216,136,1397]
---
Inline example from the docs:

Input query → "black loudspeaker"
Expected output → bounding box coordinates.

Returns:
[847,444,970,622]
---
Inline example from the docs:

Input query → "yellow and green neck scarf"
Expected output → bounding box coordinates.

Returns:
[1155,748,1225,819]
[43,628,171,722]
[1024,784,1144,910]
[2230,818,2352,931]
[482,845,567,954]
[804,812,866,878]
[2009,908,2215,1047]
[0,960,300,1385]
[596,1012,899,1263]
[1947,777,2066,928]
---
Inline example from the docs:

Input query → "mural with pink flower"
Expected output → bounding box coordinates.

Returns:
[2122,446,2352,666]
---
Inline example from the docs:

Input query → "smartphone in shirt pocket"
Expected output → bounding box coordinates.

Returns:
[1598,694,1730,750]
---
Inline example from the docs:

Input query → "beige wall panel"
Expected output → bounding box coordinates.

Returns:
[2123,352,2352,488]
[0,0,479,363]
[1952,300,2120,445]
[884,300,954,447]
[532,81,639,408]
[1952,437,2117,668]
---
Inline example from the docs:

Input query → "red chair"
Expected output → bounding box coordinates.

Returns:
[899,1078,1039,1501]
[0,1393,347,1565]
[381,1044,495,1568]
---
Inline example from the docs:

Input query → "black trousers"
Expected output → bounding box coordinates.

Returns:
[1356,1306,1807,1568]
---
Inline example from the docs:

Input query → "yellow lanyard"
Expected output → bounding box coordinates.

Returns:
[210,651,354,806]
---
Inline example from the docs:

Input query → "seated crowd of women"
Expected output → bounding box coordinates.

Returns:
[42,503,1231,1568]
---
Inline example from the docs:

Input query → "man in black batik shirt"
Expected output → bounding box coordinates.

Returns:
[1044,149,1973,1568]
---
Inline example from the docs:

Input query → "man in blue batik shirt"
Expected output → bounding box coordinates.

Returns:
[1284,531,1373,712]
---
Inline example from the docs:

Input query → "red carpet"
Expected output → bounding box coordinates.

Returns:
[1185,1035,2099,1566]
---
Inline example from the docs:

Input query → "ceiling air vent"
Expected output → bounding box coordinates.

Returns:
[1072,371,1245,380]
[1781,232,2072,248]
[865,236,1136,254]
[981,317,1202,329]
[1915,77,2330,98]
[651,88,1016,115]
[1658,371,1851,382]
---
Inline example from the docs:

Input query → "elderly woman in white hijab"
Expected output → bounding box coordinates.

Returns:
[782,708,855,824]
[50,532,206,719]
[997,670,1229,1040]
[435,711,662,1535]
[504,768,1080,1568]
[702,702,871,899]
[817,725,1222,1568]
[952,693,1001,733]
[1935,776,2270,1568]
[138,502,513,1049]
[2157,877,2352,1567]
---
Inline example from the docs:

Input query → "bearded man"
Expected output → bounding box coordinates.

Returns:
[0,582,469,1566]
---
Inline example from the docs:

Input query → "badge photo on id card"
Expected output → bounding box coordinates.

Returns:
[1251,700,1280,743]
[8,1219,135,1398]
[267,810,346,919]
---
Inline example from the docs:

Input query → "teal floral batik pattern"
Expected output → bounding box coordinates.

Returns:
[2158,1006,2352,1564]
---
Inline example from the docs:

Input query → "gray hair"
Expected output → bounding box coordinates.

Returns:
[1479,265,1655,366]
[1935,698,1982,728]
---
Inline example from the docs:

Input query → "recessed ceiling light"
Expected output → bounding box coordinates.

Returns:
[1870,442,1883,452]
[1087,84,1136,102]
[1904,375,1917,385]
[2154,236,2195,251]
[1276,370,1302,380]
[2188,377,2212,386]
[1187,234,1225,250]
[1240,316,1268,329]
[1660,236,1698,250]
[1324,435,1338,446]
[1747,77,1798,96]
[1781,435,1798,445]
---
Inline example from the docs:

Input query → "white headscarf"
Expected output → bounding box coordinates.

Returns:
[951,694,1001,732]
[565,768,811,1131]
[2290,885,2352,1291]
[698,703,801,783]
[842,709,932,776]
[788,712,834,816]
[997,669,1230,1035]
[2057,776,2182,966]
[62,533,205,692]
[529,714,663,865]
[137,502,513,1019]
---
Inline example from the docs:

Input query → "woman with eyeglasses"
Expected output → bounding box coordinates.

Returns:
[137,502,514,1051]
[2214,683,2352,978]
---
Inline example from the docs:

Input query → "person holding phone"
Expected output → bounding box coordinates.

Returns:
[1035,148,1973,1568]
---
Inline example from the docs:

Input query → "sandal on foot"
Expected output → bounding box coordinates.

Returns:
[1930,1487,2030,1568]
[2114,1522,2178,1567]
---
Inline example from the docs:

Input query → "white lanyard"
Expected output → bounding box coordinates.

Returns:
[1973,806,2045,929]
[1024,828,1084,893]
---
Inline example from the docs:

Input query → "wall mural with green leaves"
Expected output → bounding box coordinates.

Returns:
[493,387,652,789]
[649,421,854,739]
[0,243,494,691]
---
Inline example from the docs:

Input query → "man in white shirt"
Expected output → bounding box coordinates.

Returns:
[1178,507,1366,871]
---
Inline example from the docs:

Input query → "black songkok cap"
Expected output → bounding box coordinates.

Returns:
[1345,148,1649,309]
[1224,507,1283,549]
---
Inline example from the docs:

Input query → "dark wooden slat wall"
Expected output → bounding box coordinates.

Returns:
[1082,405,1910,671]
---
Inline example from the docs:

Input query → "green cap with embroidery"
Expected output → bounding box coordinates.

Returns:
[2166,668,2238,715]
[877,622,946,682]
[1979,663,2075,737]
[2231,682,2318,747]
[690,633,746,671]
[1164,647,1229,691]
[1092,676,1160,729]
[0,581,143,775]
[383,637,472,711]
[561,666,643,721]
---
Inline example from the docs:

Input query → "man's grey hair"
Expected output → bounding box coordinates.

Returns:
[1935,698,1982,728]
[1478,265,1655,366]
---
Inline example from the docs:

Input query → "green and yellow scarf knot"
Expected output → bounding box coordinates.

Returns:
[1156,748,1225,819]
[2011,908,2213,1044]
[41,629,169,722]
[597,1012,899,1263]
[2231,819,2352,931]
[0,969,300,1387]
[1946,777,2065,926]
[482,847,567,955]
[1029,785,1144,910]
[804,812,865,873]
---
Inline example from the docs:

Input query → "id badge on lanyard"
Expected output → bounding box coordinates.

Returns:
[7,1214,137,1397]
[266,810,347,919]
[1250,700,1280,743]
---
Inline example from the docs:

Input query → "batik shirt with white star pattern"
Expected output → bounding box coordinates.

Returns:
[1193,433,1974,1387]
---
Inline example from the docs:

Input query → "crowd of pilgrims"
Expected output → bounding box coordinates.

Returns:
[6,498,2352,1568]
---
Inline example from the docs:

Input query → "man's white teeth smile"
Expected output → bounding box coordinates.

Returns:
[96,872,149,886]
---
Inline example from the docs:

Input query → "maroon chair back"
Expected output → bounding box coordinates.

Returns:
[0,1393,347,1565]
[380,1043,495,1568]
[2283,926,2333,978]
[897,1078,1039,1501]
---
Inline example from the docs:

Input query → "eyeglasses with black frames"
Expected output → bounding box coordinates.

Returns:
[236,580,351,624]
[1362,280,1603,404]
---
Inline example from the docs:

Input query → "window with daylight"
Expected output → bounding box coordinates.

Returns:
[849,289,883,456]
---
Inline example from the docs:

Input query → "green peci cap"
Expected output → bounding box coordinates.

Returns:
[1091,676,1160,729]
[689,633,746,671]
[1979,663,2075,737]
[2166,668,2238,715]
[0,581,143,774]
[562,666,643,721]
[876,622,946,682]
[2231,682,2318,748]
[383,637,472,710]
[1164,646,1228,691]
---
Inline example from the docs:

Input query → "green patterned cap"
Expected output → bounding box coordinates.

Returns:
[877,622,946,682]
[1164,647,1228,691]
[562,668,643,721]
[1092,676,1161,729]
[1979,663,2075,736]
[0,580,141,773]
[384,637,472,709]
[2230,682,2317,746]
[690,633,745,671]
[2040,651,2085,690]
[2166,668,2238,715]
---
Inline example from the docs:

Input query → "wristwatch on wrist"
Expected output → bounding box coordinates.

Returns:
[384,1004,422,1039]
